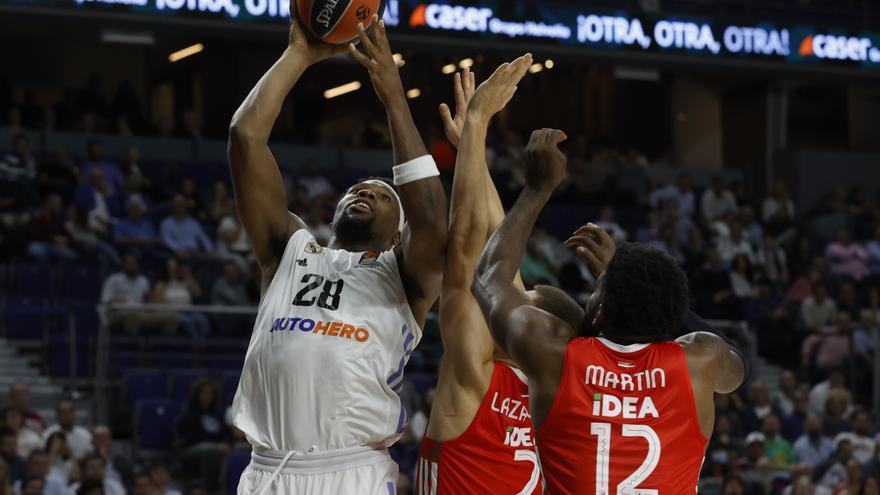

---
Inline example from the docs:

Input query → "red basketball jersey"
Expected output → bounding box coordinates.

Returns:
[537,337,707,495]
[416,362,543,495]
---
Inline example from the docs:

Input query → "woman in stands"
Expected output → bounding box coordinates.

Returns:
[46,432,78,485]
[175,379,231,492]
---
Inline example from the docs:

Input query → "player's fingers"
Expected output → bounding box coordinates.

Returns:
[465,68,476,100]
[357,22,378,57]
[551,129,569,144]
[439,103,455,129]
[509,53,533,82]
[349,44,374,68]
[374,17,390,51]
[576,246,601,270]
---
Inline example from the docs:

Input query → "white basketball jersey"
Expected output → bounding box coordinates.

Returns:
[230,229,421,453]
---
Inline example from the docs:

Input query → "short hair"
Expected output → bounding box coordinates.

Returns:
[81,454,106,469]
[603,243,689,340]
[77,480,104,495]
[0,427,15,439]
[531,285,584,330]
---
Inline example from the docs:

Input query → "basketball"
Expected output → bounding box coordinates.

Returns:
[296,0,386,45]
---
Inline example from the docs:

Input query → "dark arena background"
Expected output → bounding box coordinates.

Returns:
[1,0,880,493]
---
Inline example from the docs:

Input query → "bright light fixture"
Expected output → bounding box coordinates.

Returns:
[324,81,362,99]
[459,58,474,69]
[545,59,555,69]
[168,43,204,63]
[442,64,457,74]
[529,63,544,74]
[406,88,421,99]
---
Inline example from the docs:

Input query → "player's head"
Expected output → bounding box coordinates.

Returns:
[332,178,403,250]
[583,243,688,342]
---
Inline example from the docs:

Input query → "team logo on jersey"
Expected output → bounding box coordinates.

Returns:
[304,241,324,254]
[503,426,534,448]
[296,258,308,267]
[358,251,380,268]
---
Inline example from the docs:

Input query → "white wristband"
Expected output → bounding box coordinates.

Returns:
[392,155,440,186]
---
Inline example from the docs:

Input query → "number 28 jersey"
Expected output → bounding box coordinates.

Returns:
[230,230,421,453]
[536,337,707,495]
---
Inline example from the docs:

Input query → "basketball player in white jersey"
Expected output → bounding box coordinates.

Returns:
[227,13,447,495]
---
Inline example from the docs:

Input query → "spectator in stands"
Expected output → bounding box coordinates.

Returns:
[215,214,251,270]
[15,449,69,495]
[74,168,115,237]
[835,409,875,464]
[717,221,756,265]
[76,479,105,495]
[800,283,838,332]
[82,140,124,196]
[148,463,180,495]
[825,228,869,281]
[0,429,24,484]
[114,196,160,253]
[37,148,80,203]
[206,181,234,224]
[794,416,834,469]
[782,388,809,442]
[175,380,229,492]
[7,383,42,433]
[0,134,38,214]
[854,309,877,373]
[864,441,880,482]
[736,432,771,492]
[66,204,122,275]
[43,401,92,460]
[120,146,155,199]
[25,194,77,263]
[90,426,131,488]
[650,173,695,219]
[729,254,757,300]
[210,261,251,336]
[650,223,685,265]
[69,455,124,495]
[100,253,178,333]
[159,194,213,256]
[761,414,796,468]
[130,473,155,495]
[178,177,207,223]
[740,207,764,247]
[296,159,335,200]
[756,233,789,287]
[682,227,707,277]
[701,176,738,225]
[693,250,738,319]
[0,407,40,460]
[45,431,78,484]
[151,258,210,338]
[741,381,779,434]
[19,478,43,495]
[821,389,851,437]
[818,439,854,491]
[763,181,795,234]
[836,280,861,320]
[801,312,853,372]
[808,368,849,417]
[594,206,628,243]
[772,370,798,416]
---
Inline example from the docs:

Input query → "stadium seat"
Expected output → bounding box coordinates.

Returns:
[206,354,244,371]
[134,399,179,451]
[125,369,168,407]
[10,263,54,301]
[58,265,101,301]
[1,300,50,340]
[155,352,197,370]
[169,370,205,404]
[47,334,92,377]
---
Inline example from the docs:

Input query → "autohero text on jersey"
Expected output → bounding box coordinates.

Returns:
[269,316,370,343]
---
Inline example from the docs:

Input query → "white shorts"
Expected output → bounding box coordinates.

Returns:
[237,446,399,495]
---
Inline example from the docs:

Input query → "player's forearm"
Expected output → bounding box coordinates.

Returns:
[386,94,429,165]
[449,117,491,254]
[229,48,308,144]
[476,185,553,290]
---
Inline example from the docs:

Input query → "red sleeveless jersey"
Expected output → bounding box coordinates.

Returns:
[416,362,543,495]
[537,337,707,495]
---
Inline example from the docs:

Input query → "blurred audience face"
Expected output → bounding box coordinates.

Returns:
[56,401,76,430]
[0,432,16,457]
[746,440,764,461]
[127,201,146,221]
[132,474,157,495]
[10,383,30,411]
[835,228,850,245]
[122,255,140,278]
[127,146,140,164]
[22,478,44,495]
[82,457,106,482]
[3,407,23,431]
[749,381,769,406]
[14,136,29,158]
[804,416,823,439]
[92,426,112,453]
[762,415,781,438]
[45,194,63,216]
[865,477,880,495]
[852,411,870,436]
[171,194,188,218]
[837,440,853,463]
[837,313,853,333]
[721,477,744,495]
[213,181,228,200]
[780,370,797,394]
[150,464,171,488]
[26,451,50,478]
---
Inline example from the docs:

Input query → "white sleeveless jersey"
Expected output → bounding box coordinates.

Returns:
[230,229,421,453]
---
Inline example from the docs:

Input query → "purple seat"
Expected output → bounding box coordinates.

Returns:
[125,369,168,407]
[135,399,179,451]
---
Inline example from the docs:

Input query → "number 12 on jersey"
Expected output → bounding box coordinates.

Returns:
[590,422,661,495]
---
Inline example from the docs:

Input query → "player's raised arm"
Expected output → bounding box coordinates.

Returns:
[439,56,532,386]
[472,129,570,386]
[228,13,345,274]
[351,18,447,326]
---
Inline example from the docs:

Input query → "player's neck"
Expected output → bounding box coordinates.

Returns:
[327,236,387,253]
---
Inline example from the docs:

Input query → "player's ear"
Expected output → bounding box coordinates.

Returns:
[391,231,401,247]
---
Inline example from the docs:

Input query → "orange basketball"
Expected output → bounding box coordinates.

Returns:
[296,0,386,45]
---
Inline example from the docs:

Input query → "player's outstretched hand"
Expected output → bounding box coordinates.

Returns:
[564,223,616,276]
[439,67,475,148]
[523,128,568,192]
[288,6,347,65]
[349,16,406,107]
[467,54,532,122]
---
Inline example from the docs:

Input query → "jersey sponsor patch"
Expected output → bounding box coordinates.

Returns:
[269,315,370,342]
[357,251,380,268]
[304,241,324,254]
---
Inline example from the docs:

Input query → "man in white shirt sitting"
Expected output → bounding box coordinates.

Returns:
[701,176,738,225]
[650,173,695,219]
[100,253,177,333]
[68,455,126,495]
[42,401,92,460]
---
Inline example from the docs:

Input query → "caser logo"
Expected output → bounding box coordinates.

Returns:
[409,3,494,33]
[356,5,371,21]
[799,34,880,62]
[315,0,340,28]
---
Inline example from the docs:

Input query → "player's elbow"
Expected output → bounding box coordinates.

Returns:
[228,117,264,145]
